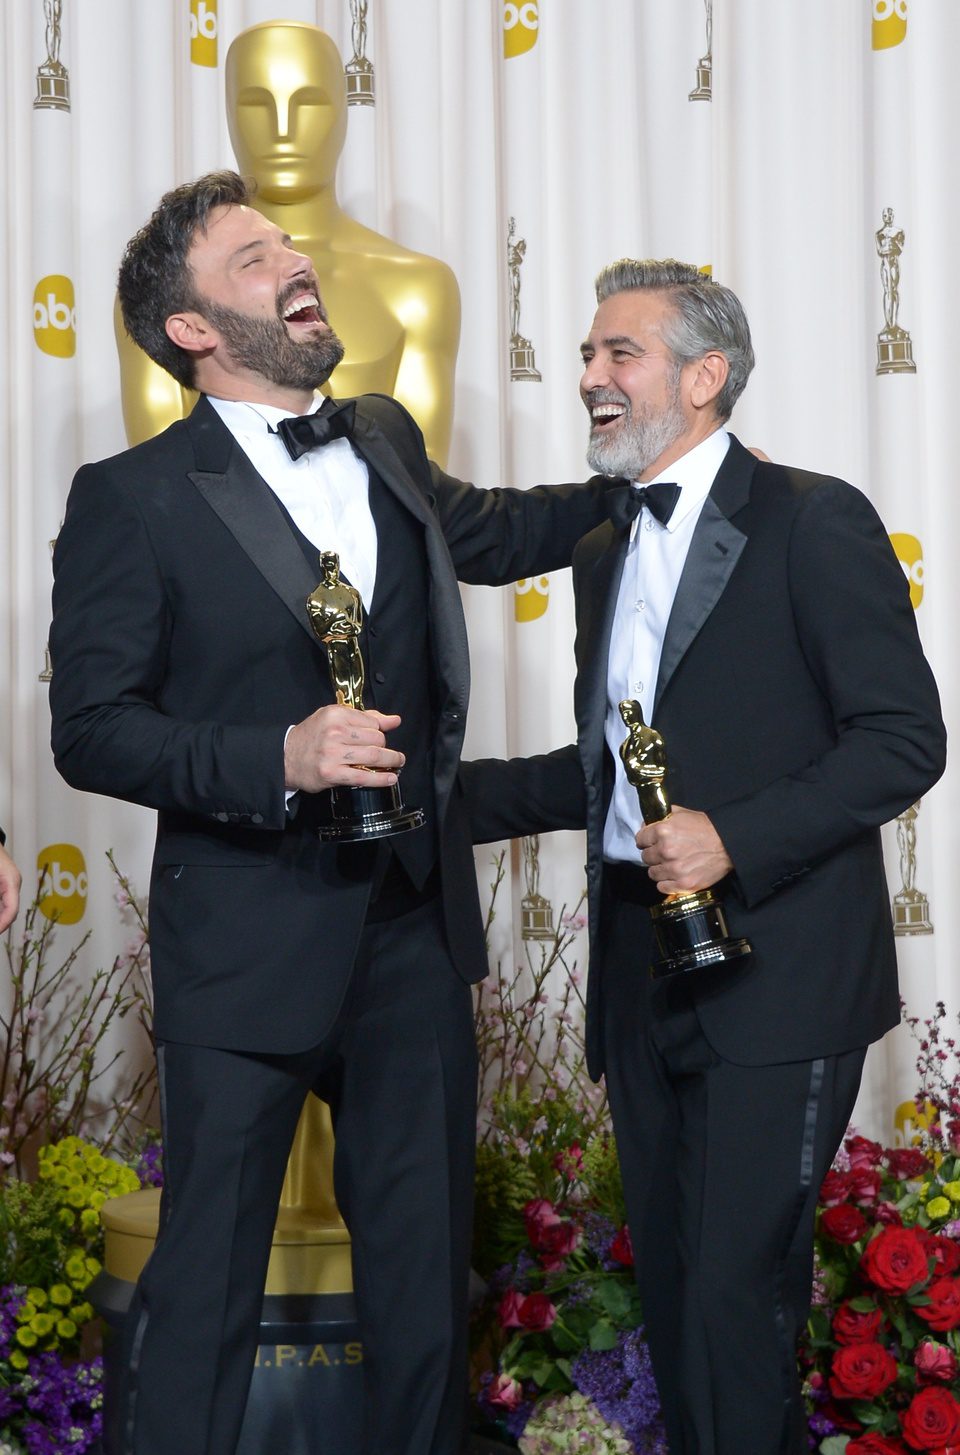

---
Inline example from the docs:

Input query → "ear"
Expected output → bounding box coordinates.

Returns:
[688,350,729,411]
[165,311,217,357]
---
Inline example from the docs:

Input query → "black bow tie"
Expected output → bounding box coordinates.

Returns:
[274,400,357,461]
[607,482,681,530]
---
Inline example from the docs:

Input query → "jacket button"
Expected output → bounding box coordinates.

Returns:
[374,671,386,684]
[215,812,230,823]
[251,813,264,825]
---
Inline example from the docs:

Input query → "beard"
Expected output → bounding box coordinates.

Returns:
[197,285,345,393]
[585,375,687,480]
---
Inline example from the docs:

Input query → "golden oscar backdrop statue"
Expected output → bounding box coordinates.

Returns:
[108,21,461,1297]
[115,19,460,466]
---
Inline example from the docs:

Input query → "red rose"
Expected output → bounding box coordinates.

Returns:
[847,1435,910,1454]
[915,1341,958,1385]
[487,1373,524,1411]
[885,1148,931,1180]
[609,1225,634,1267]
[829,1342,898,1400]
[846,1134,884,1168]
[916,1277,960,1333]
[821,1204,869,1244]
[832,1299,885,1346]
[821,1169,853,1205]
[876,1201,905,1227]
[516,1292,557,1333]
[921,1232,960,1277]
[821,1398,867,1433]
[524,1198,560,1242]
[847,1436,909,1454]
[861,1226,931,1293]
[901,1387,960,1450]
[849,1167,883,1205]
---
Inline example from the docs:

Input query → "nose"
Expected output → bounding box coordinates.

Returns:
[580,352,609,394]
[284,247,313,281]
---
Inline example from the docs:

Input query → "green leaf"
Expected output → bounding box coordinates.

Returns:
[588,1319,619,1352]
[818,1438,850,1455]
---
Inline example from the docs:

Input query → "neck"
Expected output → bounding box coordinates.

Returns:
[199,373,316,414]
[636,418,723,482]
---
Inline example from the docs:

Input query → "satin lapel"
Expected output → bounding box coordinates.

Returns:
[575,522,629,791]
[350,409,471,719]
[185,400,320,646]
[653,437,753,712]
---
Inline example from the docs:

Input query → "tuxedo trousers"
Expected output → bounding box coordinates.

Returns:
[117,895,477,1455]
[601,894,865,1455]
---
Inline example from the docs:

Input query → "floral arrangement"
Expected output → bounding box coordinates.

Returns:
[802,1002,960,1453]
[470,853,667,1453]
[0,861,159,1454]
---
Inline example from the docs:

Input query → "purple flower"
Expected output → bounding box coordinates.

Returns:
[571,1326,667,1450]
[132,1137,163,1189]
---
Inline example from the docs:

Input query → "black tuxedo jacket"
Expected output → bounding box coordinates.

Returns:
[466,437,946,1075]
[49,394,609,1054]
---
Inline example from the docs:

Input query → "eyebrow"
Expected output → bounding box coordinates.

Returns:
[580,334,646,353]
[227,233,292,264]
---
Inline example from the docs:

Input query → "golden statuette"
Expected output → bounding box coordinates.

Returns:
[618,699,751,978]
[307,551,423,841]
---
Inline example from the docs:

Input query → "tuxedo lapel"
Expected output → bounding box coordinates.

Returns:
[653,437,753,712]
[575,522,629,790]
[185,402,320,648]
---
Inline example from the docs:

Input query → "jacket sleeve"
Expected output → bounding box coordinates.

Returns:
[49,464,288,828]
[709,480,946,908]
[460,745,585,844]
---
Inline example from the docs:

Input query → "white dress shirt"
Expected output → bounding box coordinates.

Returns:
[207,395,378,610]
[603,427,731,863]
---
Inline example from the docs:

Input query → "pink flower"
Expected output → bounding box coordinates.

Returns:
[820,1170,853,1206]
[845,1134,884,1169]
[497,1288,557,1334]
[487,1374,524,1411]
[915,1340,958,1385]
[498,1289,526,1329]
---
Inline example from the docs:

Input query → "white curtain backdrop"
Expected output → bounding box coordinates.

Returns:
[1,0,955,1140]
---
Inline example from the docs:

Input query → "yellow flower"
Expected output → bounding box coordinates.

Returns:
[56,1318,78,1340]
[71,1302,94,1324]
[926,1196,951,1220]
[10,1350,28,1371]
[30,1312,56,1337]
[81,1208,101,1235]
[15,1327,38,1349]
[49,1284,73,1307]
[65,1255,88,1284]
[65,1186,87,1209]
[943,1180,960,1201]
[26,1287,48,1308]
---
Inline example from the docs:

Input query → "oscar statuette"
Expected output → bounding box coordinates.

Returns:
[307,550,424,840]
[619,699,751,977]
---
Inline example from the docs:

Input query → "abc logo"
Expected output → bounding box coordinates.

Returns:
[504,2,539,58]
[37,843,88,925]
[873,0,907,50]
[890,532,923,610]
[515,575,549,622]
[190,0,218,67]
[33,276,76,358]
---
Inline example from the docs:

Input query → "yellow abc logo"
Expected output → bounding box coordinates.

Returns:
[37,843,88,925]
[890,532,923,609]
[872,0,907,50]
[504,1,539,58]
[190,0,218,67]
[515,575,549,622]
[33,276,76,358]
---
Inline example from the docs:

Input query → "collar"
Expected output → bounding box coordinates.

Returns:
[206,394,326,437]
[630,426,730,537]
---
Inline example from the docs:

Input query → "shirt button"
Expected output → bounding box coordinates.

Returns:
[645,519,654,532]
[635,599,645,612]
[633,681,644,695]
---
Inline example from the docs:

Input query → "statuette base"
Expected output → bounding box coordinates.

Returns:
[345,58,375,106]
[649,889,752,978]
[688,58,712,101]
[876,329,916,375]
[893,889,933,936]
[319,783,424,841]
[34,63,70,110]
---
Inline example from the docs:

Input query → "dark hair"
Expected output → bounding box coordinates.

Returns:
[594,258,755,420]
[117,170,253,387]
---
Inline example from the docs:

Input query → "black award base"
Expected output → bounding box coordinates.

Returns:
[648,889,752,979]
[319,782,425,841]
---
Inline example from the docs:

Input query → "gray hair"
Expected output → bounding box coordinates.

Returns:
[594,258,754,420]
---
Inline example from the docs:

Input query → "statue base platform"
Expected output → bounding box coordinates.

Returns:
[893,888,933,935]
[92,1189,360,1453]
[876,329,917,374]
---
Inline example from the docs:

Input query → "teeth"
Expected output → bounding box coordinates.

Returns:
[283,293,319,319]
[591,404,626,419]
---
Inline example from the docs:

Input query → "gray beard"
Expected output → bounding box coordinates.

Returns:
[198,297,345,393]
[585,387,687,480]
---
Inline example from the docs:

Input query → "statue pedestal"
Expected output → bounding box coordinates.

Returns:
[91,1189,362,1454]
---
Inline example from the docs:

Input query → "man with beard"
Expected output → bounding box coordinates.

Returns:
[48,171,614,1455]
[467,259,946,1452]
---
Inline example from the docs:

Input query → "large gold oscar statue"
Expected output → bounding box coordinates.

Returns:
[115,19,460,466]
[106,22,461,1298]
